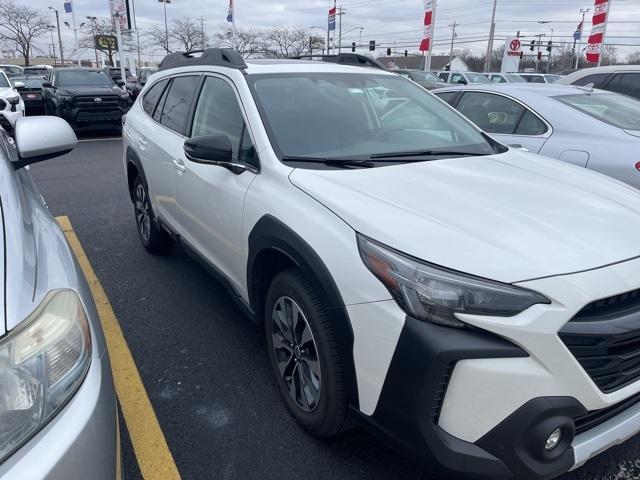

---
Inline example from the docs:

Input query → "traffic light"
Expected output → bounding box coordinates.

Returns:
[404,50,408,57]
[537,51,542,61]
[386,47,392,56]
[351,42,356,52]
[530,40,535,51]
[369,40,376,51]
[546,41,552,52]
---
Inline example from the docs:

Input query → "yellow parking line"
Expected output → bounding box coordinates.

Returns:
[56,215,181,480]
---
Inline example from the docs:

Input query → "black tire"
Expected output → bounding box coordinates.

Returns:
[265,268,350,437]
[132,175,173,254]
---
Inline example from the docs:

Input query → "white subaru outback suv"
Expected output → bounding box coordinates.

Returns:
[123,49,640,480]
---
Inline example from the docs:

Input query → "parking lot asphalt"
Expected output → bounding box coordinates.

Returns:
[28,135,640,480]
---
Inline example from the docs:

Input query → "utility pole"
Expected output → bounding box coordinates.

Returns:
[159,0,171,54]
[534,33,546,72]
[114,12,127,84]
[575,8,589,69]
[484,0,498,72]
[48,7,65,65]
[449,21,458,69]
[70,0,80,66]
[425,0,437,71]
[337,6,346,53]
[129,0,142,68]
[47,25,57,64]
[546,28,554,74]
[86,16,99,67]
[199,17,207,50]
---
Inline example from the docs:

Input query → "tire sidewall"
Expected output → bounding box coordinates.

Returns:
[265,270,344,434]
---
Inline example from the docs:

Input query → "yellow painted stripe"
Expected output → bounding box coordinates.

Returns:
[56,216,181,480]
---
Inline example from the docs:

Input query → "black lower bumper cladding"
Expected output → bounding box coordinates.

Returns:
[353,316,585,480]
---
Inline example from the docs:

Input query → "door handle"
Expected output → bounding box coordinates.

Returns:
[173,159,186,173]
[138,137,148,149]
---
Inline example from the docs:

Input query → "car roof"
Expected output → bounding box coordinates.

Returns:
[559,65,640,84]
[434,83,614,99]
[195,58,398,76]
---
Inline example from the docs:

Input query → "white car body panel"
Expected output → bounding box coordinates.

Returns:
[289,151,640,284]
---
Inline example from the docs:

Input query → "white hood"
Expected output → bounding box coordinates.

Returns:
[290,150,640,283]
[0,86,17,99]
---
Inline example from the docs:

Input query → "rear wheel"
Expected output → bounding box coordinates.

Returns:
[265,269,350,437]
[133,175,173,254]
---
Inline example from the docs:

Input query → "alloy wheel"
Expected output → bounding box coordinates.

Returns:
[135,183,151,242]
[271,296,322,412]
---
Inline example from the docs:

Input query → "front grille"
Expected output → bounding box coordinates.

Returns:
[560,289,640,393]
[430,363,454,423]
[72,95,120,110]
[575,393,640,435]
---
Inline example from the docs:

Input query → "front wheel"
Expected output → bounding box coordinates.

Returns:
[265,269,350,437]
[133,175,173,254]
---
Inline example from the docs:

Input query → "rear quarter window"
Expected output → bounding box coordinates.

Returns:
[142,79,168,116]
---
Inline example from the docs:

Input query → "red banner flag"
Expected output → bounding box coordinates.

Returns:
[419,0,435,52]
[586,0,609,63]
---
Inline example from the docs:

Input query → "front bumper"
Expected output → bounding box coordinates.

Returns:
[349,255,640,479]
[0,350,120,480]
[58,103,129,128]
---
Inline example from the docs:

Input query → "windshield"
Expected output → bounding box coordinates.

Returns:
[0,66,21,74]
[545,75,561,83]
[20,78,44,88]
[410,71,443,83]
[23,68,49,76]
[506,74,526,83]
[57,70,113,86]
[248,72,499,160]
[554,92,640,130]
[0,74,9,88]
[467,73,491,84]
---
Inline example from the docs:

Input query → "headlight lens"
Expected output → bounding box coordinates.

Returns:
[357,234,549,327]
[57,94,71,103]
[6,95,19,105]
[0,290,91,463]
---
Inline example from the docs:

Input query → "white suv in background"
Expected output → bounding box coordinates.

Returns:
[123,48,640,480]
[0,70,25,134]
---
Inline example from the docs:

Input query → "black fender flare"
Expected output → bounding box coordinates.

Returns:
[247,215,360,408]
[125,146,148,202]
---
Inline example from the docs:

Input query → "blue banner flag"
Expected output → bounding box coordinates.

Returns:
[573,21,582,41]
[227,0,234,23]
[63,0,72,13]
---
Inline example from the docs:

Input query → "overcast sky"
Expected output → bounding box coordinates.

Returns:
[23,0,640,61]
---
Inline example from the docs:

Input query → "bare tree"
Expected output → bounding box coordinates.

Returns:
[265,27,310,58]
[601,45,618,66]
[0,1,49,66]
[171,18,208,51]
[626,51,640,65]
[80,18,117,66]
[214,24,264,58]
[145,25,172,54]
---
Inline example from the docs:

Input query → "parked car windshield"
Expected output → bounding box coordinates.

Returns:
[410,71,443,83]
[506,74,526,83]
[57,70,114,86]
[0,74,9,88]
[554,92,640,130]
[21,78,44,88]
[467,73,491,84]
[248,72,499,160]
[545,75,562,83]
[23,68,49,76]
[0,65,22,75]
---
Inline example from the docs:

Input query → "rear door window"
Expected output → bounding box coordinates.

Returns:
[605,73,640,100]
[142,79,168,116]
[434,91,458,105]
[456,92,525,134]
[158,75,201,135]
[450,73,467,85]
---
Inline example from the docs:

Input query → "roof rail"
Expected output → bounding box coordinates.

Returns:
[158,48,247,71]
[289,53,386,71]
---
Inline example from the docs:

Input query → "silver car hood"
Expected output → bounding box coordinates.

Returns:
[625,130,640,139]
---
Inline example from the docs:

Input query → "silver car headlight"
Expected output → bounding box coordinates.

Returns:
[357,234,549,327]
[0,290,91,463]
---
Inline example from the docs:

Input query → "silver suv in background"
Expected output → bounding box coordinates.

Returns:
[438,70,491,85]
[0,117,120,479]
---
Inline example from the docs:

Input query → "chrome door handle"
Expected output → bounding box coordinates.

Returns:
[138,137,148,148]
[173,159,186,173]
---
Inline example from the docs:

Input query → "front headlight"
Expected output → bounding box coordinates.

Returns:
[357,234,549,327]
[6,95,19,105]
[0,290,91,463]
[57,94,72,104]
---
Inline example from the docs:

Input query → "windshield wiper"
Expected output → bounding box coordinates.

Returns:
[281,156,375,168]
[369,150,489,159]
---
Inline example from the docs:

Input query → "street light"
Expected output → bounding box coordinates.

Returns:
[158,0,171,54]
[86,16,99,67]
[48,6,64,65]
[341,26,364,47]
[47,25,57,63]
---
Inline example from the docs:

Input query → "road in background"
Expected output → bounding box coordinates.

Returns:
[28,137,640,480]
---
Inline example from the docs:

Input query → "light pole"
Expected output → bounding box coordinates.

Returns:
[48,7,64,65]
[547,28,554,74]
[449,21,458,69]
[47,25,57,64]
[129,0,142,67]
[339,26,363,52]
[158,0,171,54]
[575,8,590,69]
[86,16,99,67]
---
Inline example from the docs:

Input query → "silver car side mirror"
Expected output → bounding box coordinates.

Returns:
[12,116,77,169]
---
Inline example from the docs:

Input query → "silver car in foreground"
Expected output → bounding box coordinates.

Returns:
[434,83,640,189]
[0,117,120,479]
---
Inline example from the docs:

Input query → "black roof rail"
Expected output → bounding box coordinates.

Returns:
[158,48,247,71]
[290,53,386,70]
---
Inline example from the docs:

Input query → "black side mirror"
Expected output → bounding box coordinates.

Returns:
[184,134,249,174]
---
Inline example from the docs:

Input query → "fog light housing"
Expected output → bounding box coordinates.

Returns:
[545,428,562,451]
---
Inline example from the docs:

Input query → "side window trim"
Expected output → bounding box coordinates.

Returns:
[459,90,552,138]
[149,79,170,119]
[152,78,172,123]
[193,72,261,171]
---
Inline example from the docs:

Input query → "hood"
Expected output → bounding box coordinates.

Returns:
[625,130,640,139]
[290,150,640,283]
[0,86,17,99]
[57,85,124,97]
